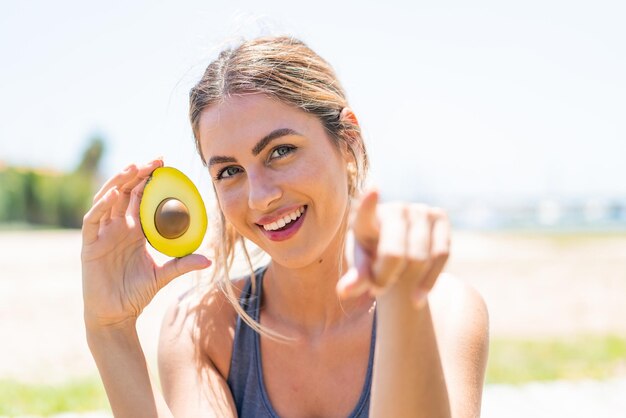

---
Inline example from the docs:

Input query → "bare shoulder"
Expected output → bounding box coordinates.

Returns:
[158,280,246,417]
[429,272,490,345]
[159,277,248,380]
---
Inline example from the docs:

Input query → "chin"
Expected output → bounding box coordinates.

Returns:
[262,247,321,269]
[262,233,347,271]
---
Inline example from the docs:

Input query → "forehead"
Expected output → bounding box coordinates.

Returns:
[197,94,323,157]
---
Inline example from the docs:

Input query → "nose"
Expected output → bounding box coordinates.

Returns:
[247,170,282,211]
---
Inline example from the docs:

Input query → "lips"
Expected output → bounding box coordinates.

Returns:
[256,205,307,241]
[262,206,305,231]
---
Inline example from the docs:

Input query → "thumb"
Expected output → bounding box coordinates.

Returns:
[352,189,380,254]
[337,226,376,299]
[156,254,212,289]
[337,267,371,299]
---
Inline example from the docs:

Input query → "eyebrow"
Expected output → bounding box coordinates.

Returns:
[207,128,299,167]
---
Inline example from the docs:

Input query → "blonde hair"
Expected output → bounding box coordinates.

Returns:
[189,36,368,337]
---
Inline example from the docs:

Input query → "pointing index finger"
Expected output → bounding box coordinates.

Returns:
[351,189,380,255]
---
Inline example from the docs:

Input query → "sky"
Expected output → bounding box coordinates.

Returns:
[1,0,625,204]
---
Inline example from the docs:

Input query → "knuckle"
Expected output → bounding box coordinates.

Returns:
[380,252,404,266]
[372,276,391,288]
[131,186,143,198]
[380,201,406,216]
[409,203,429,213]
[172,260,181,277]
[402,260,424,279]
[428,206,448,221]
[408,252,429,264]
[432,248,450,261]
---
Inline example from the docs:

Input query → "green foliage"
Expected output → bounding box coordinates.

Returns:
[0,169,94,228]
[0,377,109,415]
[0,168,28,221]
[487,335,626,384]
[32,173,64,225]
[58,173,96,228]
[0,137,105,228]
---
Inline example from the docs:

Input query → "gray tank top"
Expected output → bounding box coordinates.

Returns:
[227,266,376,418]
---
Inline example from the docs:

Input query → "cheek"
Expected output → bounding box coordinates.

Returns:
[215,188,246,224]
[295,154,349,204]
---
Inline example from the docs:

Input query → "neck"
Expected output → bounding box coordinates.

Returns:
[262,242,372,339]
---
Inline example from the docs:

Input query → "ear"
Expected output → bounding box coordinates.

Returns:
[340,107,359,127]
[338,107,360,161]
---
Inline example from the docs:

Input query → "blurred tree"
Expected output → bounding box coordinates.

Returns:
[0,136,107,228]
[0,168,28,222]
[75,136,105,175]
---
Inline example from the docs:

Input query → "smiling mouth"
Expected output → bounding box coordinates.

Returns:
[260,206,306,231]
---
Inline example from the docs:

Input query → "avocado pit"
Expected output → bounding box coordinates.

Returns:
[154,198,190,239]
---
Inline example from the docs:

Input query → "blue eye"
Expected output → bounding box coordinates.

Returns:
[270,145,296,159]
[216,166,242,180]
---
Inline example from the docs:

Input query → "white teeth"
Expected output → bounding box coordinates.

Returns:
[262,206,305,231]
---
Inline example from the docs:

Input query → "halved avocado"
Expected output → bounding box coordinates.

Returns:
[139,167,207,258]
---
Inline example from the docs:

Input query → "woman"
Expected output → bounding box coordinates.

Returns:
[82,36,489,417]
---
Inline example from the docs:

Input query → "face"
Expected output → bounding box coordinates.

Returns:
[198,94,352,268]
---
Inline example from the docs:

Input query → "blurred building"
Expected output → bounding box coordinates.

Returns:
[447,197,626,232]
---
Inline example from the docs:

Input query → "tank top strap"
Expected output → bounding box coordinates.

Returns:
[237,265,267,319]
[227,265,277,417]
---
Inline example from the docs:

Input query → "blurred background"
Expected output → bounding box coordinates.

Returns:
[1,0,625,416]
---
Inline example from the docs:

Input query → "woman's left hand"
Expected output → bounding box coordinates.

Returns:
[337,189,451,308]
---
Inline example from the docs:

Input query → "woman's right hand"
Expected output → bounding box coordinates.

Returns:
[81,159,211,330]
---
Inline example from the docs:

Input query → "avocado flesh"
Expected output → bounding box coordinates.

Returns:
[139,167,207,257]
